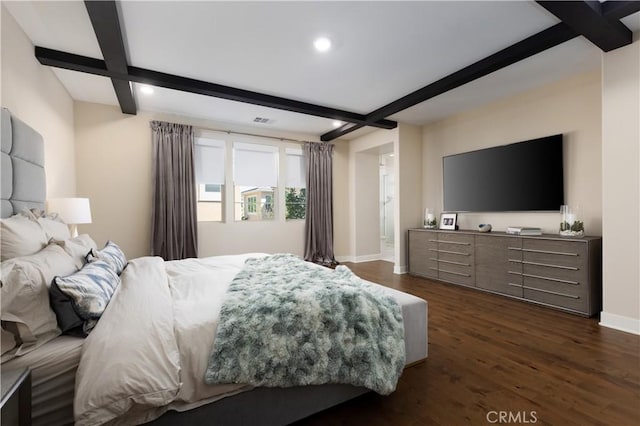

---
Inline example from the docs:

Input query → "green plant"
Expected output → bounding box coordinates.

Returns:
[285,188,306,220]
[571,220,584,232]
[560,220,584,233]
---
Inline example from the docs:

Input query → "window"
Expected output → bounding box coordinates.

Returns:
[247,196,257,213]
[194,137,225,222]
[285,148,306,220]
[234,142,278,221]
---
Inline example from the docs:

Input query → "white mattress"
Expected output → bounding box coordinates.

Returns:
[2,335,83,426]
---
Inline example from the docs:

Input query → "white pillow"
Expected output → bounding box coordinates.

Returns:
[26,209,71,241]
[0,244,78,357]
[54,234,99,269]
[0,213,49,261]
[1,326,16,357]
[38,216,71,241]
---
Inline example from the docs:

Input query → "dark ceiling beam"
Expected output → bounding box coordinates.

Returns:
[321,23,577,141]
[34,46,397,130]
[84,0,136,114]
[601,0,640,20]
[536,1,632,52]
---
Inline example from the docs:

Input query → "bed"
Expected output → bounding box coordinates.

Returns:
[0,107,428,425]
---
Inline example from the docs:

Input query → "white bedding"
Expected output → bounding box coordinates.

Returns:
[2,335,84,426]
[74,253,425,425]
[74,254,265,425]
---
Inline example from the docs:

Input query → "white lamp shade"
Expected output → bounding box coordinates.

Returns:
[46,198,92,225]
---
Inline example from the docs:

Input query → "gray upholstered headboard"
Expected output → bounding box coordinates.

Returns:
[1,107,46,219]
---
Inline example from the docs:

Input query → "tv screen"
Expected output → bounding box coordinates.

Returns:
[443,135,564,212]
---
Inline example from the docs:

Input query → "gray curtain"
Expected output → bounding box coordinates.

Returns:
[150,121,198,260]
[304,142,336,265]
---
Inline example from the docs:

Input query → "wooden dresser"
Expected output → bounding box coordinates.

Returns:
[408,229,602,317]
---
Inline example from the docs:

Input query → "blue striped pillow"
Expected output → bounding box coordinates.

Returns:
[87,241,127,275]
[52,260,120,334]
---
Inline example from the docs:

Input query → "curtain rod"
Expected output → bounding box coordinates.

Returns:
[196,126,325,144]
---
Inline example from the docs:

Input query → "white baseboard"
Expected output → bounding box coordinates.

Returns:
[352,253,382,263]
[393,265,407,275]
[335,254,384,264]
[599,311,640,335]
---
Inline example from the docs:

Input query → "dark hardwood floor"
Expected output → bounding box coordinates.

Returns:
[295,261,640,426]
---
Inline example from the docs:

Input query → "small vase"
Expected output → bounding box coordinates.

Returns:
[559,205,584,237]
[423,208,437,229]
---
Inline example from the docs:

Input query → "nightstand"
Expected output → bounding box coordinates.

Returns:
[1,368,31,426]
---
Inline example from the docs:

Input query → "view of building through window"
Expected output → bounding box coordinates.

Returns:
[196,183,223,221]
[234,142,278,221]
[194,134,306,222]
[235,187,275,221]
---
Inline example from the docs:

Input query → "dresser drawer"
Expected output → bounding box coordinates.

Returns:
[522,263,586,286]
[523,275,588,314]
[521,239,588,269]
[438,264,474,287]
[476,235,523,297]
[431,232,474,255]
[408,231,438,278]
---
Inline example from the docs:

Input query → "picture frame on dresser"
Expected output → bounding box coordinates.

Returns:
[439,213,457,230]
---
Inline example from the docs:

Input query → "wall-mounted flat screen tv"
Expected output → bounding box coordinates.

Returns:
[443,135,564,212]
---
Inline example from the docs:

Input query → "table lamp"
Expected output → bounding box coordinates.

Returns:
[46,198,92,238]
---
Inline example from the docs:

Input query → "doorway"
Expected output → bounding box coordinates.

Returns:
[380,152,395,262]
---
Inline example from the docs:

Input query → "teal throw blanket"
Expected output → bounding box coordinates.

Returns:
[204,254,405,395]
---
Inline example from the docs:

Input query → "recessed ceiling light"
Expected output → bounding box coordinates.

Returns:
[332,120,343,128]
[139,84,154,95]
[314,37,332,52]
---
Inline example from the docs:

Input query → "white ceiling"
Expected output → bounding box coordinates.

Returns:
[5,1,639,139]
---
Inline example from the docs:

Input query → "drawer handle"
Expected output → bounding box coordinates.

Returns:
[522,248,578,257]
[432,249,471,256]
[435,258,471,267]
[437,268,471,277]
[522,260,578,271]
[508,271,523,276]
[523,285,580,299]
[428,239,471,246]
[508,259,523,263]
[522,273,579,285]
[509,247,578,257]
[507,283,523,288]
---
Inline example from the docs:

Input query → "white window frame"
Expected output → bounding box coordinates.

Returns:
[195,129,306,224]
[194,132,227,222]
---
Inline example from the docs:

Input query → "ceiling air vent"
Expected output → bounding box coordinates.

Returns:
[253,117,274,124]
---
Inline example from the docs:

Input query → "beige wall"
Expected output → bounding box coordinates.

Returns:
[74,101,321,259]
[332,139,350,258]
[601,36,640,334]
[1,6,75,198]
[395,123,423,273]
[422,70,603,235]
[354,151,381,257]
